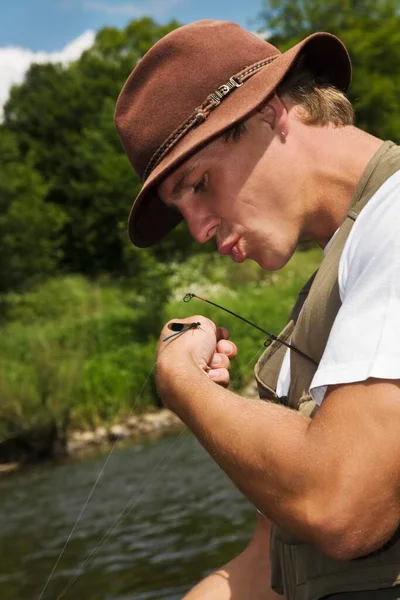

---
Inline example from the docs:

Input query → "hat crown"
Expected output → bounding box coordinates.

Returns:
[115,20,280,179]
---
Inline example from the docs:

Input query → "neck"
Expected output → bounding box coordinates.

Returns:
[301,126,384,248]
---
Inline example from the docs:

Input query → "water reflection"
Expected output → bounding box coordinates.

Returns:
[0,432,256,599]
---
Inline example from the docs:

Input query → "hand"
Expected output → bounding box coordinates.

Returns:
[206,336,238,388]
[157,315,237,388]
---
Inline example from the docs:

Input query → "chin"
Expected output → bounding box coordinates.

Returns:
[256,250,295,272]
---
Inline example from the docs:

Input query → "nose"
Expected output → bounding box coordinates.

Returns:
[182,207,219,244]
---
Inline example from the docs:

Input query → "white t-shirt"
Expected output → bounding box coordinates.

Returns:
[276,169,400,405]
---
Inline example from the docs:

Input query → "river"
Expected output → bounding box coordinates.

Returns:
[0,432,257,599]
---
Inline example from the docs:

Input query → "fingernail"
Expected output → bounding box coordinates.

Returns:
[219,341,232,353]
[212,355,222,365]
[208,369,220,380]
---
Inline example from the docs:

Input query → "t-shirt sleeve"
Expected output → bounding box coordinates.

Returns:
[310,170,400,405]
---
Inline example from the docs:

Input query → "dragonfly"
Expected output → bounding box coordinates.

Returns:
[162,321,201,342]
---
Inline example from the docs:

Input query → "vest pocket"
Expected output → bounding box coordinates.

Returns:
[298,393,319,418]
[254,321,294,401]
[288,536,400,592]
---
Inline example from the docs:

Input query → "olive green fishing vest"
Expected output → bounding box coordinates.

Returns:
[254,141,400,600]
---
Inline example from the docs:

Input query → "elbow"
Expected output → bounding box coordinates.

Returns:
[305,497,399,561]
[312,523,371,561]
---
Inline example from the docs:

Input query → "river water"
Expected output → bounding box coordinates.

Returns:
[0,432,257,600]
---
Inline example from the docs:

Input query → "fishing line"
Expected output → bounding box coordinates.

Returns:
[39,306,266,599]
[54,343,265,599]
[55,427,189,600]
[37,362,157,600]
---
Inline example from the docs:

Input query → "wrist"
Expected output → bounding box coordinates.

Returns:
[156,353,205,411]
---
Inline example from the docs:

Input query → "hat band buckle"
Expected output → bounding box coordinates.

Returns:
[208,77,243,107]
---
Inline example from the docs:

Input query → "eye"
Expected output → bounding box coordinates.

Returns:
[193,173,208,194]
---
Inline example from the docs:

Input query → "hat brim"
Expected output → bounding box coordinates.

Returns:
[128,32,351,248]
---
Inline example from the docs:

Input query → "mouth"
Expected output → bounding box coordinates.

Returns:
[218,238,246,263]
[230,243,246,263]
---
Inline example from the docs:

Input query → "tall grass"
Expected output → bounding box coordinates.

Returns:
[0,249,321,441]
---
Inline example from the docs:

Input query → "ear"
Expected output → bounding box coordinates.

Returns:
[259,93,289,137]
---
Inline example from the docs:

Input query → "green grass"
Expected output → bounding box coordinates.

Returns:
[0,248,321,440]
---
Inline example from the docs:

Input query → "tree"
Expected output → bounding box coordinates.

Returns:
[259,0,399,40]
[3,18,182,276]
[0,129,66,293]
[259,0,400,143]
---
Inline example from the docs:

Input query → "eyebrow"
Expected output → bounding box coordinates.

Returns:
[172,165,197,196]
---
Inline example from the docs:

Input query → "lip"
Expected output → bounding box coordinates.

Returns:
[218,237,239,256]
[230,243,246,263]
[218,237,245,263]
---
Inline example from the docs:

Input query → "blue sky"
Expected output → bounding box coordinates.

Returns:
[0,0,265,52]
[0,0,266,109]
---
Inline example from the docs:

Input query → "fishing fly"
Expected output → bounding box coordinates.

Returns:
[163,321,201,342]
[183,292,317,366]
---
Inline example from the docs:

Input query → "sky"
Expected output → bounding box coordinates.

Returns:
[0,0,265,109]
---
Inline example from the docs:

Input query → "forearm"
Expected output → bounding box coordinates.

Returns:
[183,555,280,600]
[183,516,281,600]
[157,360,315,539]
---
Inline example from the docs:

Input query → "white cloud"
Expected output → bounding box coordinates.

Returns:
[0,30,95,110]
[84,0,184,17]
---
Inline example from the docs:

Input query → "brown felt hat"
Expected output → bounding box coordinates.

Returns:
[115,20,351,248]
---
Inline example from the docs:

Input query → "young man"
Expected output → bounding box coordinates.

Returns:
[115,20,400,599]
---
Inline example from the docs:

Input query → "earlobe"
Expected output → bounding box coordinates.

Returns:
[260,94,289,141]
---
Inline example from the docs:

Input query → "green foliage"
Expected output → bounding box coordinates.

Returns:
[3,18,182,277]
[75,342,156,425]
[0,322,84,440]
[0,251,321,439]
[341,21,400,140]
[0,275,163,436]
[259,0,400,143]
[61,99,139,273]
[260,0,399,40]
[0,129,66,293]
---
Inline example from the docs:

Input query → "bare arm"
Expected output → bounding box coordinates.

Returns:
[183,515,281,599]
[157,317,400,560]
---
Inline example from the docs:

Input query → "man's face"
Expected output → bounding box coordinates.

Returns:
[158,109,308,271]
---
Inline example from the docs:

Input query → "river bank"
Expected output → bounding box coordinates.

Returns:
[0,380,261,474]
[68,408,185,453]
[0,409,185,475]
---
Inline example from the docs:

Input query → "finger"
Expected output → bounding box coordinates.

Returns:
[216,327,229,341]
[207,368,230,387]
[216,339,237,358]
[209,352,231,370]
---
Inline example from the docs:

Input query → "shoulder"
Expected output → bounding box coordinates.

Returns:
[310,169,400,404]
[339,169,400,300]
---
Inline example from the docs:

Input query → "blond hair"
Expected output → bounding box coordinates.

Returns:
[277,54,354,127]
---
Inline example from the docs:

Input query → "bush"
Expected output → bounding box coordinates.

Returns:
[0,248,321,441]
[0,276,163,437]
